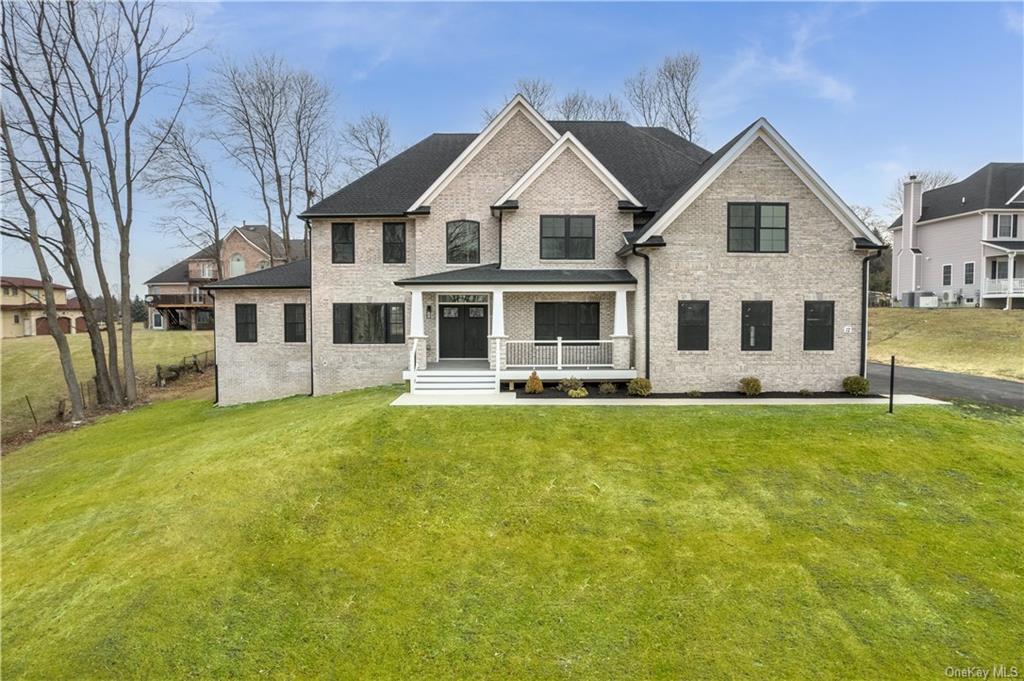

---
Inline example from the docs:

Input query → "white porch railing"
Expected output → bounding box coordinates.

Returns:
[505,338,614,369]
[983,278,1024,295]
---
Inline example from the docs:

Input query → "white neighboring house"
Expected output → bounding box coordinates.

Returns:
[890,163,1024,310]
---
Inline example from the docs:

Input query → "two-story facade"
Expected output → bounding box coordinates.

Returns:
[206,96,884,405]
[1,277,84,338]
[144,224,304,330]
[890,163,1024,309]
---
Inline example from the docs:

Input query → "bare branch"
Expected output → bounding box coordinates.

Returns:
[342,111,392,176]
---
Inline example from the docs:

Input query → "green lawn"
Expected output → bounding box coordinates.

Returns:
[869,307,1024,381]
[1,327,213,437]
[3,387,1022,678]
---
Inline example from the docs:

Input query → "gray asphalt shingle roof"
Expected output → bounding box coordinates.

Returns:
[394,263,636,286]
[144,226,305,285]
[891,163,1024,228]
[981,239,1024,251]
[204,259,311,289]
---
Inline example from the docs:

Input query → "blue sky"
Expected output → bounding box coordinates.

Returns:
[3,1,1022,295]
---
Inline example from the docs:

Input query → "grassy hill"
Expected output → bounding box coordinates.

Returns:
[3,387,1022,678]
[1,327,213,437]
[869,308,1024,381]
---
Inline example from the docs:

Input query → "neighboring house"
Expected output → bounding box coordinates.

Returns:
[1,277,85,338]
[890,163,1024,309]
[206,95,884,406]
[144,224,304,330]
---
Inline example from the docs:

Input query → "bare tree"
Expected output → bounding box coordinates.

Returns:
[144,122,226,278]
[624,67,664,126]
[482,77,554,121]
[591,94,627,120]
[554,90,595,120]
[342,111,393,175]
[884,170,958,217]
[658,52,701,141]
[1,109,85,422]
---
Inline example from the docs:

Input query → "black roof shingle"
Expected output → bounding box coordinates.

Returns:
[204,259,310,289]
[891,163,1024,228]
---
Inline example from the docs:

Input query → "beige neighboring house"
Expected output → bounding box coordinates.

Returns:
[206,95,884,406]
[1,277,85,338]
[144,224,304,331]
[890,163,1024,309]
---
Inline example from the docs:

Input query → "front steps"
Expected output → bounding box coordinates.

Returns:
[411,370,497,394]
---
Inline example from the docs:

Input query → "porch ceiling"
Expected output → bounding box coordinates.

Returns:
[394,263,636,291]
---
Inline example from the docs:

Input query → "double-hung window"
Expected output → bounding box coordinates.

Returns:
[235,304,257,343]
[942,264,952,287]
[383,222,406,264]
[446,220,480,264]
[996,214,1014,238]
[991,260,1010,279]
[540,216,595,260]
[677,301,709,351]
[964,262,975,286]
[332,303,405,344]
[332,223,355,263]
[284,303,306,343]
[728,203,788,253]
[741,301,772,351]
[803,301,834,351]
[534,302,599,340]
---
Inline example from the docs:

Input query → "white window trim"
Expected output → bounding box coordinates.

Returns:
[963,261,975,286]
[941,263,953,287]
[997,214,1014,238]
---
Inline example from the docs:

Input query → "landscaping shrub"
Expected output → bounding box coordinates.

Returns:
[557,376,583,393]
[842,375,870,396]
[687,389,702,397]
[598,382,618,395]
[627,377,652,397]
[525,371,544,394]
[738,376,762,396]
[568,387,589,399]
[798,388,813,397]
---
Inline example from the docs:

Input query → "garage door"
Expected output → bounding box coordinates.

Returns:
[35,317,71,335]
[75,316,87,332]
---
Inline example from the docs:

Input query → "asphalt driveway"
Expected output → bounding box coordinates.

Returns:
[867,362,1023,410]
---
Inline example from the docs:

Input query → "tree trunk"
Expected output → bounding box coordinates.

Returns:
[120,232,137,403]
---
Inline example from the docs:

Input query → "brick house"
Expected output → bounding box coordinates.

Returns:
[206,96,884,406]
[889,163,1024,310]
[144,224,304,331]
[1,277,85,338]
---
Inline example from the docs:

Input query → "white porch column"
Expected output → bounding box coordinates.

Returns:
[410,289,426,337]
[490,289,505,337]
[610,289,631,370]
[1006,253,1016,311]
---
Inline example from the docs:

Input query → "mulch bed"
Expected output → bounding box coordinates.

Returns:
[513,387,880,400]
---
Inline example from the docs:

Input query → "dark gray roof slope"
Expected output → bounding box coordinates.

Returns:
[395,263,636,286]
[301,134,476,218]
[300,121,714,218]
[144,226,304,285]
[145,244,217,284]
[204,259,310,289]
[982,239,1024,251]
[891,163,1024,228]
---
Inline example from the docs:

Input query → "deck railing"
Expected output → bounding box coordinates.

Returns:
[983,278,1024,295]
[146,293,214,306]
[505,338,613,369]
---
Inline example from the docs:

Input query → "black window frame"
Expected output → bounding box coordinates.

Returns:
[332,303,405,344]
[677,300,710,351]
[964,262,975,286]
[382,222,406,264]
[446,220,480,265]
[727,202,789,253]
[331,222,355,264]
[534,302,600,341]
[741,301,772,351]
[283,303,306,343]
[942,264,952,287]
[803,301,834,351]
[235,303,257,343]
[539,215,596,260]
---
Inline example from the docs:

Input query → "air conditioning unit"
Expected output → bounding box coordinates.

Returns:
[941,290,955,305]
[918,293,939,308]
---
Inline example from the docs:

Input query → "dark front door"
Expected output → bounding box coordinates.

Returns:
[439,305,488,359]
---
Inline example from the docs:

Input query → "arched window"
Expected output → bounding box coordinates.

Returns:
[446,220,480,264]
[230,253,245,277]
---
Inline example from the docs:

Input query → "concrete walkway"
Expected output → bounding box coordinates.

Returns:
[392,393,948,407]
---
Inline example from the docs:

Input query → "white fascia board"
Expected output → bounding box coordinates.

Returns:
[637,118,883,246]
[494,132,640,207]
[1006,184,1024,205]
[401,282,636,293]
[407,95,560,212]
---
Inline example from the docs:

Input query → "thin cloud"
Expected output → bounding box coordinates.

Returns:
[1004,6,1024,35]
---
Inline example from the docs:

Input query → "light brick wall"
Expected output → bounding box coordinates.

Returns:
[223,229,272,276]
[308,218,416,393]
[502,148,634,270]
[640,138,864,392]
[415,110,551,274]
[213,289,312,406]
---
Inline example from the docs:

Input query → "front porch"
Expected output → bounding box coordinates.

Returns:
[981,241,1024,309]
[397,271,638,393]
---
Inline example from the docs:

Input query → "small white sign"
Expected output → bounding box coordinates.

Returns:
[843,325,854,334]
